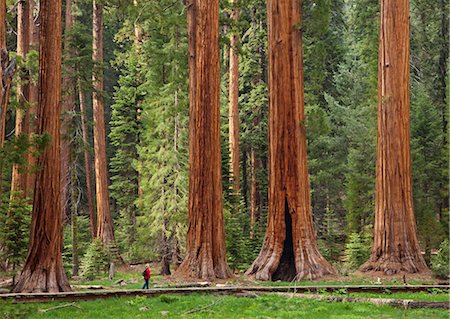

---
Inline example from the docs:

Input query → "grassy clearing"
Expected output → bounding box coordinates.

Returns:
[1,293,449,319]
[68,269,440,291]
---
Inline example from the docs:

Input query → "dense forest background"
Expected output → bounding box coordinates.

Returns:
[0,0,448,277]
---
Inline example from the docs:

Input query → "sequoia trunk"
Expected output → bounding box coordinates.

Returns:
[61,0,76,217]
[360,0,429,275]
[10,0,31,198]
[92,0,116,248]
[26,0,38,198]
[78,81,96,239]
[228,0,240,193]
[174,0,231,280]
[13,0,71,292]
[246,0,335,281]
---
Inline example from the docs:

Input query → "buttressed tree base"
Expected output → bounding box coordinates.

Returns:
[246,0,335,281]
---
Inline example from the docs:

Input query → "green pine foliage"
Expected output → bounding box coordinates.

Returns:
[0,193,31,273]
[431,239,449,279]
[109,52,142,262]
[80,239,111,280]
[131,0,189,264]
[344,230,372,270]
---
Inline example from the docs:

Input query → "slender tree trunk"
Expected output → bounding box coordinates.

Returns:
[160,216,171,276]
[13,0,71,292]
[92,0,116,249]
[26,0,38,199]
[78,82,95,239]
[250,147,260,238]
[133,0,142,47]
[10,0,31,199]
[360,0,429,275]
[228,0,240,194]
[71,161,79,276]
[0,0,15,202]
[0,0,5,150]
[61,0,76,219]
[246,0,335,281]
[174,0,231,280]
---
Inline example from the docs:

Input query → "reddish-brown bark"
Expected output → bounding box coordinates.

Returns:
[60,0,76,217]
[10,0,31,199]
[246,0,335,281]
[13,0,71,292]
[92,0,116,247]
[26,0,38,198]
[78,81,96,239]
[360,0,429,275]
[228,0,240,194]
[174,0,231,280]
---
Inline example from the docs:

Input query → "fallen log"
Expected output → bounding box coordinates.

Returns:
[71,285,106,290]
[276,292,450,309]
[1,285,448,304]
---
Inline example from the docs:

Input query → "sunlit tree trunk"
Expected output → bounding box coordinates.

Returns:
[92,0,116,249]
[78,80,96,239]
[13,0,71,292]
[246,0,335,281]
[228,0,240,193]
[360,0,429,275]
[10,0,31,200]
[61,0,76,218]
[26,0,38,199]
[175,0,231,280]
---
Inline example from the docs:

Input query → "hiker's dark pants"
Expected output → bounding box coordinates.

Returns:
[142,278,149,289]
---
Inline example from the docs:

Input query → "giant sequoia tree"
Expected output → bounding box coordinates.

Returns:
[92,0,117,248]
[174,0,231,280]
[13,0,71,292]
[228,0,240,193]
[246,0,334,281]
[360,0,429,275]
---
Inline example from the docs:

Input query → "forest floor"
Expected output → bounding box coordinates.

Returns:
[0,265,448,318]
[1,292,449,319]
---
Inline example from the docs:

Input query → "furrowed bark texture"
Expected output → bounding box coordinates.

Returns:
[246,0,335,281]
[228,0,240,193]
[13,0,71,292]
[92,0,115,246]
[26,0,38,198]
[360,0,429,275]
[60,0,76,218]
[78,82,96,239]
[10,0,31,198]
[175,0,231,280]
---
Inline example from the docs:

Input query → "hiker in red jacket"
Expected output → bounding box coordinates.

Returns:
[142,264,151,289]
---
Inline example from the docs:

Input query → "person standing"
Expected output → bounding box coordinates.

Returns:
[142,264,151,289]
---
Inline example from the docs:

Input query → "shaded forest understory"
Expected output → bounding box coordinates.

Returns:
[0,0,448,294]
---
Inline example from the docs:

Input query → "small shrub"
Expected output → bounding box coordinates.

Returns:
[344,232,371,270]
[80,239,110,280]
[431,239,449,279]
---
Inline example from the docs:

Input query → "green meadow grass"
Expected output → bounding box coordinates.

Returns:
[1,293,449,319]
